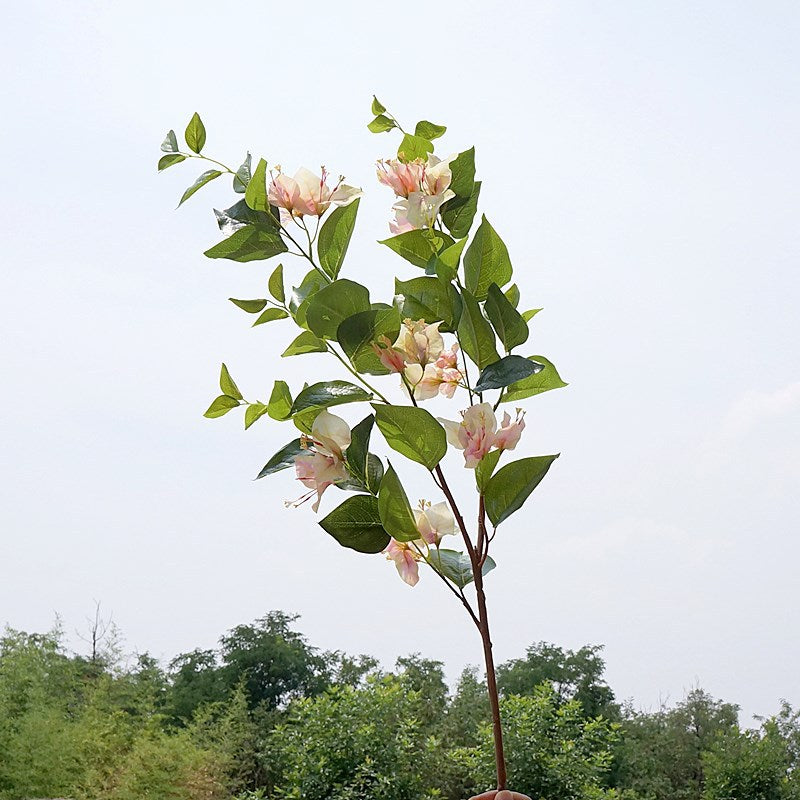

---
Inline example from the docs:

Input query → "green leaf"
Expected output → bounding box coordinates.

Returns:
[505,283,521,308]
[437,237,468,272]
[371,96,386,115]
[204,226,287,262]
[320,495,390,554]
[219,363,242,400]
[158,153,186,172]
[161,130,179,153]
[252,307,289,326]
[378,464,418,542]
[427,549,496,589]
[178,169,222,206]
[229,297,268,314]
[337,307,401,375]
[244,402,269,430]
[368,114,396,133]
[203,394,240,418]
[267,263,285,303]
[244,157,269,212]
[442,181,481,239]
[184,112,206,154]
[398,133,433,161]
[380,229,439,268]
[415,120,447,140]
[318,198,360,279]
[463,216,513,300]
[475,449,502,493]
[255,439,304,479]
[501,356,568,402]
[347,415,374,483]
[394,276,463,332]
[522,308,542,322]
[373,405,447,471]
[485,283,528,352]
[484,455,559,526]
[305,279,371,340]
[281,330,328,357]
[449,147,476,198]
[293,407,320,436]
[214,199,279,235]
[474,355,543,392]
[457,289,500,370]
[233,152,251,193]
[289,270,329,328]
[267,380,292,420]
[290,381,372,416]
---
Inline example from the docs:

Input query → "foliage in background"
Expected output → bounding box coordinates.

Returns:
[1,615,799,800]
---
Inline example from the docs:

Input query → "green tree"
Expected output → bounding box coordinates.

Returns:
[497,642,617,719]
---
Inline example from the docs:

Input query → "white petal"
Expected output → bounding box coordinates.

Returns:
[438,417,464,449]
[312,409,351,451]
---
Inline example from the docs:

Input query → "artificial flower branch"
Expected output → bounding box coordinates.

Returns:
[158,101,568,797]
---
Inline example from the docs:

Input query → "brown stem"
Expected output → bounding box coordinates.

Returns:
[475,495,507,791]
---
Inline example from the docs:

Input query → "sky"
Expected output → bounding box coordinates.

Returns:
[1,0,798,724]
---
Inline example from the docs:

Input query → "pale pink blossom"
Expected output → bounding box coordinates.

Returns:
[376,159,425,198]
[494,409,526,452]
[385,539,420,586]
[371,335,407,374]
[414,501,456,546]
[377,154,456,232]
[439,403,526,468]
[394,320,444,367]
[289,410,351,512]
[268,166,361,218]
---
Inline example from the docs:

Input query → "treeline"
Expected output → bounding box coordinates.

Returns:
[0,611,798,800]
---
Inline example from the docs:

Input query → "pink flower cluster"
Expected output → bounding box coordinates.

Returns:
[440,403,526,468]
[372,319,463,400]
[376,155,455,233]
[268,166,361,218]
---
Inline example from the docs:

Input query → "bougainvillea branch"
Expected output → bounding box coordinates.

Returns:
[157,97,568,797]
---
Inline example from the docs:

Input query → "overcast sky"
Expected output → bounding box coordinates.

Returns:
[1,1,798,724]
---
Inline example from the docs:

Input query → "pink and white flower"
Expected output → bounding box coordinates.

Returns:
[439,404,526,468]
[289,410,352,512]
[384,539,420,586]
[414,501,456,546]
[268,166,361,218]
[376,154,456,232]
[411,344,463,400]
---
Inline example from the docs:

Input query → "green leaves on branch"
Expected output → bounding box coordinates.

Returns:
[500,356,568,402]
[255,439,305,479]
[319,495,390,554]
[427,549,496,589]
[206,199,285,262]
[318,199,360,280]
[474,355,543,392]
[267,380,293,420]
[484,455,559,526]
[268,263,285,303]
[485,283,529,352]
[394,276,462,332]
[204,363,243,418]
[458,289,500,371]
[305,279,371,340]
[289,381,372,416]
[464,216,513,300]
[229,298,268,314]
[252,308,289,326]
[161,130,179,153]
[184,112,206,154]
[373,405,447,471]
[337,307,401,374]
[378,464,418,542]
[368,115,396,133]
[289,270,328,328]
[214,199,279,235]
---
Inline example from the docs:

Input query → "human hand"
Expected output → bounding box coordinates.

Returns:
[468,791,532,800]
